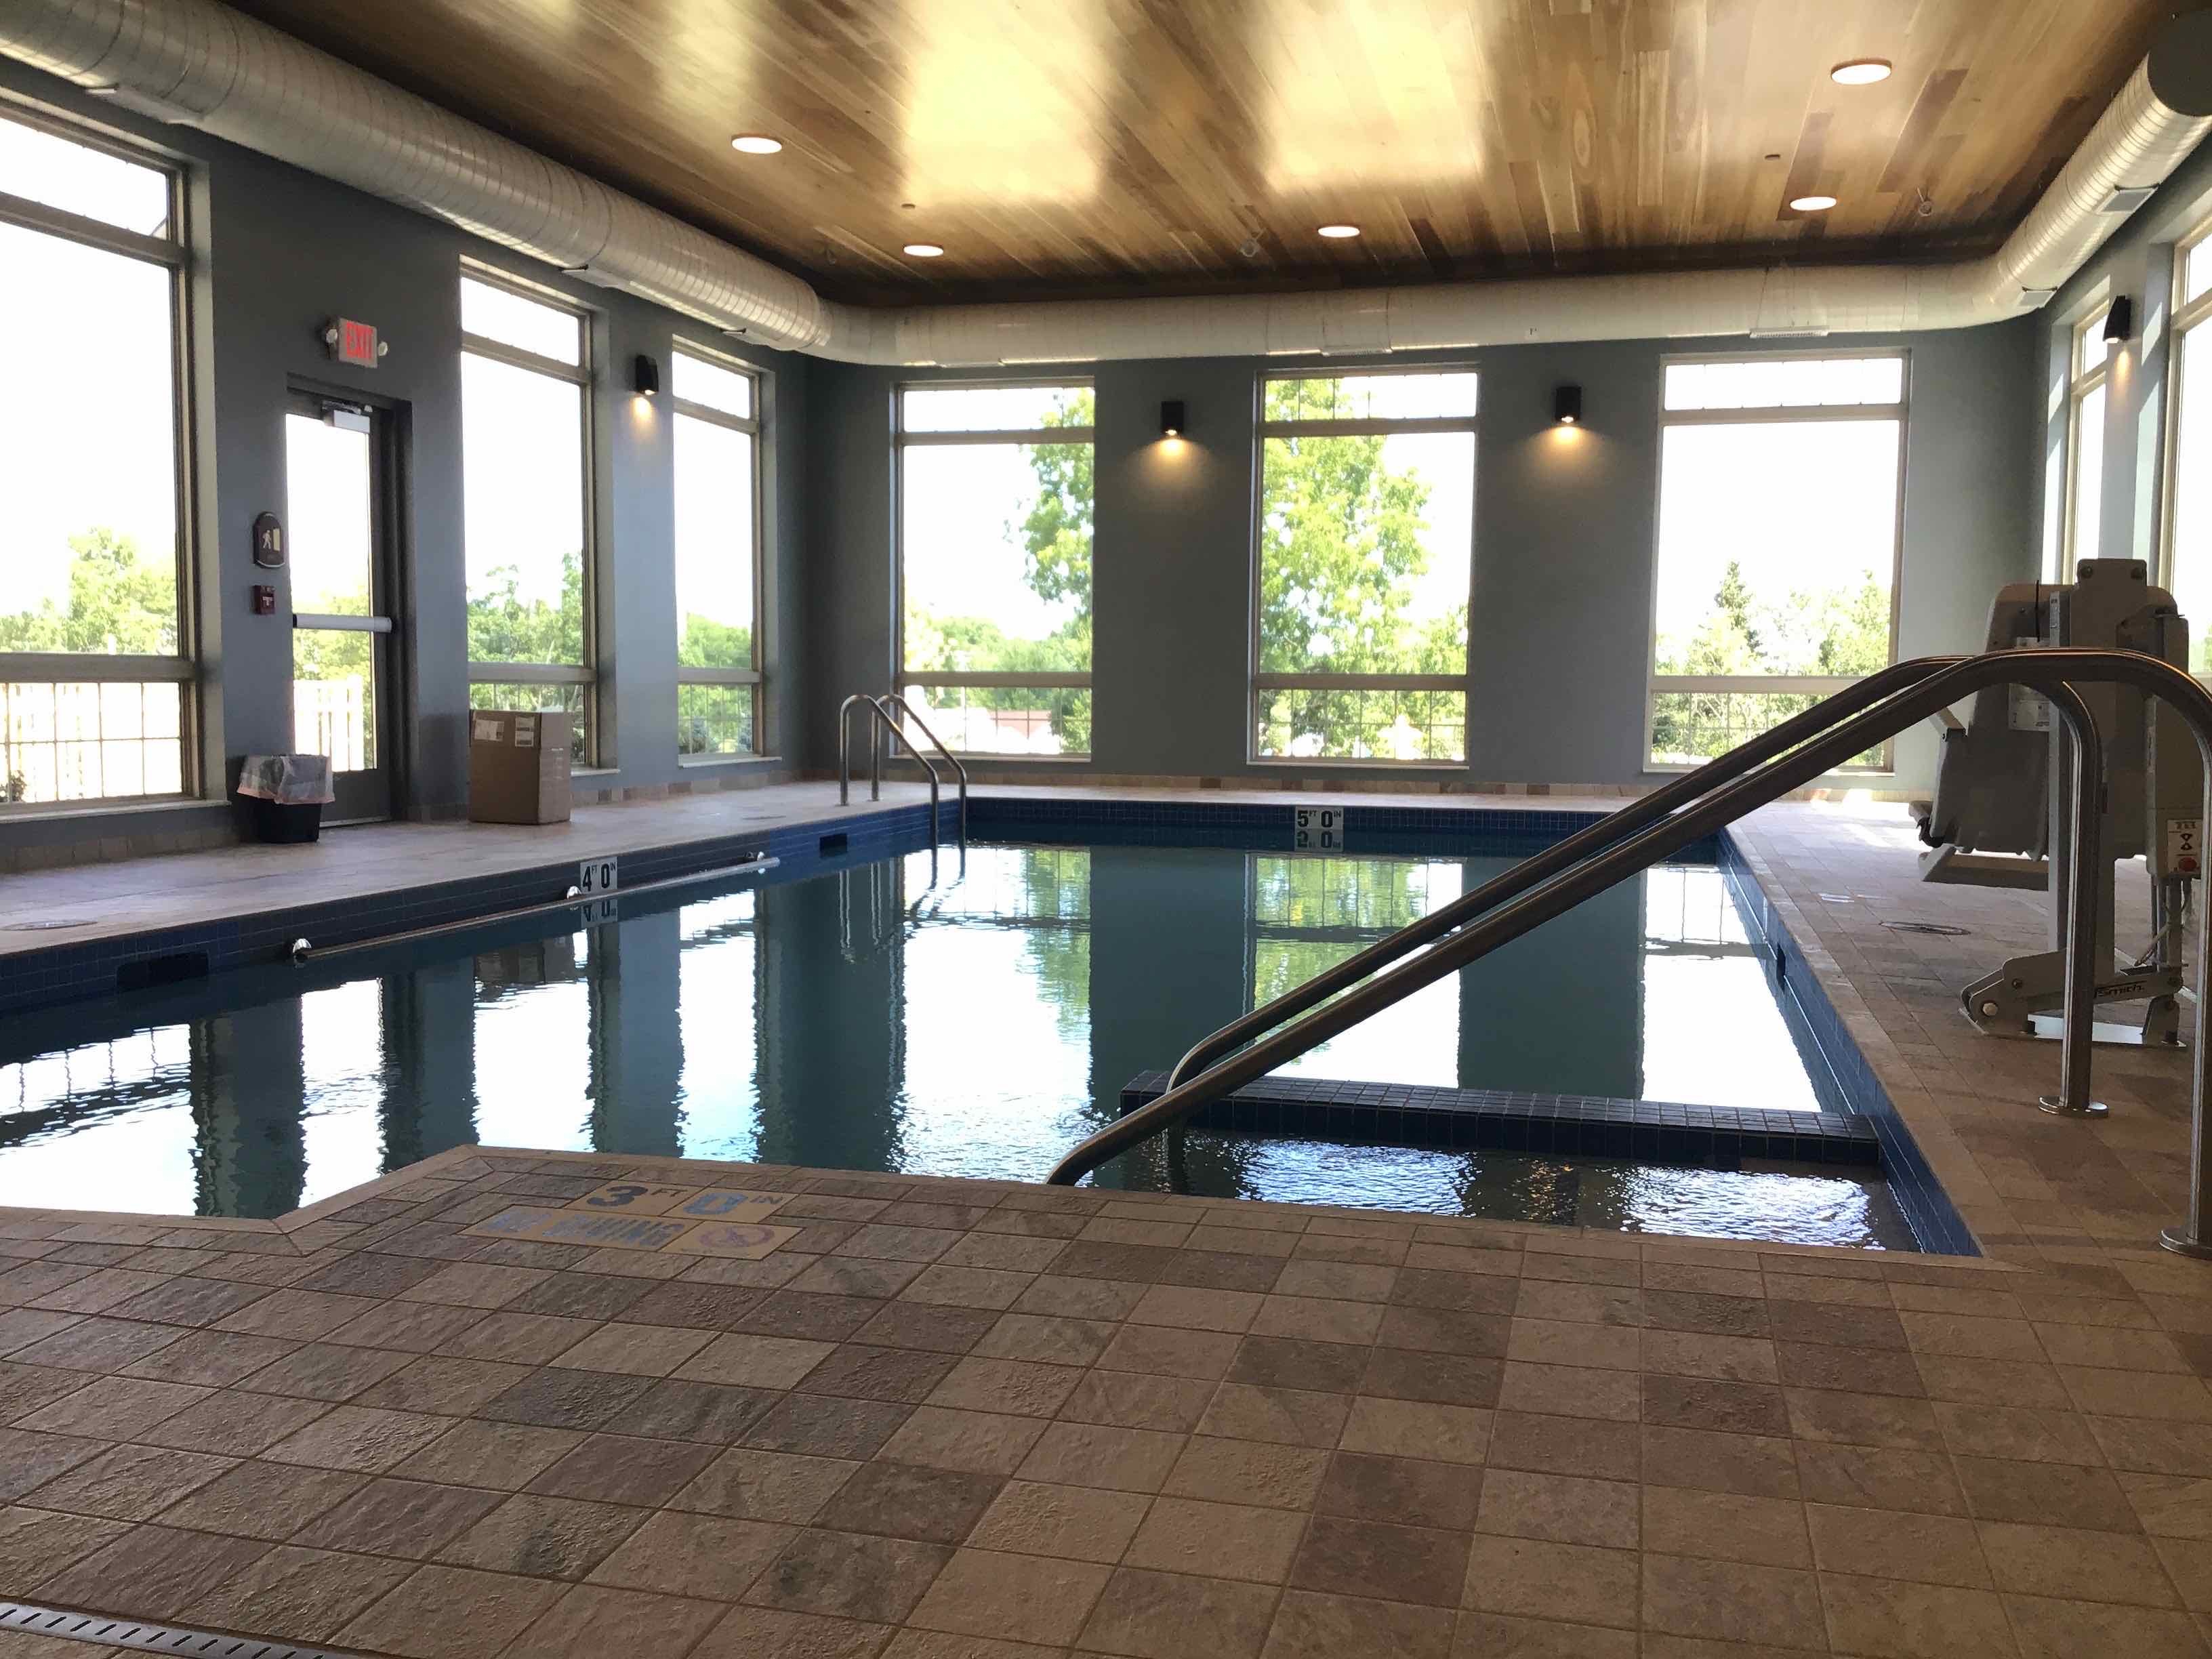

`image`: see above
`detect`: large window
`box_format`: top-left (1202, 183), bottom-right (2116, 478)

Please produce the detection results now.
top-left (0, 109), bottom-right (192, 806)
top-left (2167, 230), bottom-right (2212, 672)
top-left (1252, 371), bottom-right (1476, 763)
top-left (1648, 355), bottom-right (1906, 769)
top-left (672, 345), bottom-right (763, 758)
top-left (460, 268), bottom-right (594, 763)
top-left (897, 382), bottom-right (1092, 755)
top-left (2060, 306), bottom-right (2112, 580)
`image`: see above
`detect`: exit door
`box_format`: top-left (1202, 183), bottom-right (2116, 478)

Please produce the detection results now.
top-left (285, 392), bottom-right (397, 823)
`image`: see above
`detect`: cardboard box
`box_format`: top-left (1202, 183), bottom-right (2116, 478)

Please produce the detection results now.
top-left (469, 710), bottom-right (572, 824)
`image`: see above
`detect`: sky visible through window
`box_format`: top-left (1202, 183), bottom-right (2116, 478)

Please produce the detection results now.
top-left (1, 223), bottom-right (176, 625)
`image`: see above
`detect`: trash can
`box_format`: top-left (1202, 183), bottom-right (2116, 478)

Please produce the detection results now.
top-left (236, 754), bottom-right (335, 844)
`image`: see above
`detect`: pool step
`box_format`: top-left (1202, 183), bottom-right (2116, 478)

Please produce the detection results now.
top-left (1118, 1071), bottom-right (1881, 1171)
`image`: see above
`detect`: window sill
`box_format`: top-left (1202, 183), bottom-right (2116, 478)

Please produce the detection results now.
top-left (679, 754), bottom-right (779, 769)
top-left (0, 794), bottom-right (213, 823)
top-left (1248, 758), bottom-right (1465, 771)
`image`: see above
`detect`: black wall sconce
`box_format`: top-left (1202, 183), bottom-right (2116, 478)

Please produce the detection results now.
top-left (633, 353), bottom-right (661, 397)
top-left (1160, 399), bottom-right (1186, 438)
top-left (1554, 384), bottom-right (1583, 426)
top-left (2104, 295), bottom-right (2135, 345)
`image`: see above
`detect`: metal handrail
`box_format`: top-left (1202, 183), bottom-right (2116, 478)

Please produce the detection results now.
top-left (1051, 651), bottom-right (2212, 1270)
top-left (1159, 655), bottom-right (1972, 1100)
top-left (883, 692), bottom-right (970, 846)
top-left (839, 692), bottom-right (968, 848)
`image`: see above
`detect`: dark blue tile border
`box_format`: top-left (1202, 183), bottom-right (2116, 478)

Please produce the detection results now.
top-left (1120, 1071), bottom-right (1882, 1169)
top-left (1715, 830), bottom-right (1976, 1258)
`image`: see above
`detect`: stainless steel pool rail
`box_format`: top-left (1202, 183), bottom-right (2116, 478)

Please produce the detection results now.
top-left (1047, 649), bottom-right (2212, 1262)
top-left (838, 691), bottom-right (969, 846)
top-left (288, 854), bottom-right (780, 965)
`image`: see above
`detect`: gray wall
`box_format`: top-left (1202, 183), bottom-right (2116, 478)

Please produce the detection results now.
top-left (2038, 131), bottom-right (2212, 581)
top-left (807, 325), bottom-right (2041, 792)
top-left (0, 58), bottom-right (808, 854)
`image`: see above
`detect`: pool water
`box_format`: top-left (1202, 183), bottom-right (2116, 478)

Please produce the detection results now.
top-left (0, 836), bottom-right (1914, 1248)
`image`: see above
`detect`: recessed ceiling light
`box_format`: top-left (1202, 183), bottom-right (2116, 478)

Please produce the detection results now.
top-left (1790, 194), bottom-right (1839, 212)
top-left (730, 134), bottom-right (782, 155)
top-left (1317, 224), bottom-right (1361, 239)
top-left (1830, 60), bottom-right (1893, 85)
top-left (902, 243), bottom-right (945, 258)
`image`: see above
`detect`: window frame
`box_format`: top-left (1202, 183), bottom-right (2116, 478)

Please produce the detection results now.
top-left (893, 377), bottom-right (1095, 758)
top-left (1645, 348), bottom-right (1910, 776)
top-left (459, 259), bottom-right (600, 765)
top-left (1248, 365), bottom-right (1479, 769)
top-left (670, 337), bottom-right (766, 762)
top-left (2061, 304), bottom-right (2113, 579)
top-left (0, 100), bottom-right (199, 813)
top-left (2162, 220), bottom-right (2212, 647)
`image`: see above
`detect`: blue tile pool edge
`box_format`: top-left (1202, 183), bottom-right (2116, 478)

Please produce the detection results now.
top-left (1715, 827), bottom-right (1978, 1258)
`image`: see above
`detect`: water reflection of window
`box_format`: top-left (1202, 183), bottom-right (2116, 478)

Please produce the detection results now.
top-left (0, 1026), bottom-right (196, 1212)
top-left (1249, 855), bottom-right (1462, 1086)
top-left (474, 930), bottom-right (592, 1149)
top-left (676, 889), bottom-right (762, 1159)
top-left (1641, 865), bottom-right (1817, 1111)
top-left (297, 979), bottom-right (390, 1208)
top-left (897, 846), bottom-right (1094, 1176)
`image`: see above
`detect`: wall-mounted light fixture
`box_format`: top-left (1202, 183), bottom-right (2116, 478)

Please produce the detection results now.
top-left (1554, 384), bottom-right (1583, 426)
top-left (1161, 400), bottom-right (1186, 438)
top-left (2104, 295), bottom-right (2136, 345)
top-left (633, 353), bottom-right (661, 397)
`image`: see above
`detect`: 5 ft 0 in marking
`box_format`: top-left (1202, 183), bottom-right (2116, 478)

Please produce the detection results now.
top-left (1294, 808), bottom-right (1347, 852)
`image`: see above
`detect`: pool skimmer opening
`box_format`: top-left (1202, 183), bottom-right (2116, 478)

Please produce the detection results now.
top-left (0, 1599), bottom-right (365, 1658)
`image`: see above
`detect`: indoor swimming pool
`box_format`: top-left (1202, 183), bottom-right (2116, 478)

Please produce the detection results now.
top-left (0, 828), bottom-right (1916, 1248)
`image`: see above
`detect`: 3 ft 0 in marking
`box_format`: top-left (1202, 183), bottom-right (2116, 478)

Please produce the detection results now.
top-left (1294, 808), bottom-right (1346, 852)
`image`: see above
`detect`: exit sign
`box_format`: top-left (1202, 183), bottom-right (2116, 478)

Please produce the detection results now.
top-left (327, 317), bottom-right (381, 368)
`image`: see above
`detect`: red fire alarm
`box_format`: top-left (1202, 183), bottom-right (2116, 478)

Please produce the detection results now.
top-left (252, 586), bottom-right (278, 615)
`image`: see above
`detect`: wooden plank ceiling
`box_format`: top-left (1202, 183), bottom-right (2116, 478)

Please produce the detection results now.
top-left (224, 0), bottom-right (2174, 306)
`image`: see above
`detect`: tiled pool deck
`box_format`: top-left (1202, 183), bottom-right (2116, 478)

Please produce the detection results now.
top-left (5, 1145), bottom-right (2212, 1659)
top-left (3, 783), bottom-right (2212, 1654)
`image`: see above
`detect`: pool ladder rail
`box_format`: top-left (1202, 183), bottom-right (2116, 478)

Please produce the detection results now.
top-left (1044, 648), bottom-right (2212, 1264)
top-left (839, 691), bottom-right (969, 848)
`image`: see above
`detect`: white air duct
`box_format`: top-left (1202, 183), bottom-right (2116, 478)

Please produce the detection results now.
top-left (6, 0), bottom-right (2212, 365)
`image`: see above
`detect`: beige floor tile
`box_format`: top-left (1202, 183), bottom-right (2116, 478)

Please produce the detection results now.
top-left (1796, 1442), bottom-right (1968, 1515)
top-left (926, 1355), bottom-right (1083, 1419)
top-left (1338, 1396), bottom-right (1491, 1465)
top-left (1978, 1519), bottom-right (2179, 1606)
top-left (1645, 1487), bottom-right (1809, 1568)
top-left (1017, 1420), bottom-right (1185, 1492)
top-left (1807, 1502), bottom-right (1991, 1587)
top-left (1818, 1572), bottom-right (2020, 1659)
top-left (1195, 1381), bottom-right (1349, 1449)
top-left (674, 1332), bottom-right (832, 1390)
top-left (1074, 1565), bottom-right (1278, 1658)
top-left (1163, 1435), bottom-right (1329, 1510)
top-left (1462, 1534), bottom-right (1637, 1629)
top-left (2002, 1593), bottom-right (2210, 1659)
top-left (909, 1547), bottom-right (1113, 1645)
top-left (1263, 1589), bottom-right (1455, 1659)
top-left (1641, 1553), bottom-right (1827, 1650)
top-left (585, 1509), bottom-right (794, 1599)
top-left (966, 1479), bottom-right (1151, 1563)
top-left (1124, 1495), bottom-right (1305, 1582)
top-left (1476, 1469), bottom-right (1639, 1550)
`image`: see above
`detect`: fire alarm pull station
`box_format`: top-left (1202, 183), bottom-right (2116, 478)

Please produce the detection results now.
top-left (252, 586), bottom-right (278, 616)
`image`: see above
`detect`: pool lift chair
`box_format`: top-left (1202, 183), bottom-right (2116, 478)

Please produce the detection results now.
top-left (1916, 558), bottom-right (2202, 1052)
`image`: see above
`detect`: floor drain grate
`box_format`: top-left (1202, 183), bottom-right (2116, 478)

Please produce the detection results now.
top-left (2, 919), bottom-right (91, 931)
top-left (1879, 920), bottom-right (1971, 937)
top-left (0, 1600), bottom-right (365, 1658)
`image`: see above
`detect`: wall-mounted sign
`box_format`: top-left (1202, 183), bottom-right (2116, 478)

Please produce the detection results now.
top-left (323, 316), bottom-right (385, 367)
top-left (251, 511), bottom-right (284, 568)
